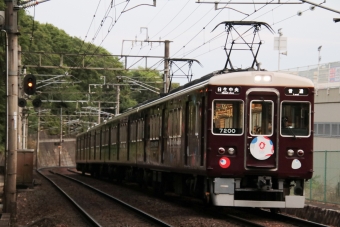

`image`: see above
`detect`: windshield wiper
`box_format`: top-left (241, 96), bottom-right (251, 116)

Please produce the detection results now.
top-left (283, 118), bottom-right (296, 139)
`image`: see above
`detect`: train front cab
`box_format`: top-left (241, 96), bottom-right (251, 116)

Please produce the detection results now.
top-left (206, 73), bottom-right (314, 208)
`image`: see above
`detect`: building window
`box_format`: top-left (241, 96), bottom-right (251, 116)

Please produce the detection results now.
top-left (314, 123), bottom-right (340, 137)
top-left (331, 124), bottom-right (339, 137)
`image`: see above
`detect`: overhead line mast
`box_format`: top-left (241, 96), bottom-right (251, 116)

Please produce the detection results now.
top-left (196, 0), bottom-right (340, 15)
top-left (3, 0), bottom-right (51, 221)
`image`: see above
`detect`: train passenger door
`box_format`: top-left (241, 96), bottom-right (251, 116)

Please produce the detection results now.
top-left (185, 99), bottom-right (200, 167)
top-left (245, 89), bottom-right (278, 169)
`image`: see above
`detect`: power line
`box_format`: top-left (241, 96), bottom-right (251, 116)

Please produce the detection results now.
top-left (72, 1), bottom-right (130, 72)
top-left (171, 0), bottom-right (234, 58)
top-left (162, 3), bottom-right (202, 39)
top-left (150, 0), bottom-right (191, 40)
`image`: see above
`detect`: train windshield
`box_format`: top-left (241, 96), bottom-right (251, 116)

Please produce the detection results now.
top-left (213, 100), bottom-right (244, 135)
top-left (281, 102), bottom-right (311, 137)
top-left (250, 100), bottom-right (274, 136)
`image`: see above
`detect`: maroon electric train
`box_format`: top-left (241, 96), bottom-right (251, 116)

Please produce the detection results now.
top-left (76, 69), bottom-right (314, 208)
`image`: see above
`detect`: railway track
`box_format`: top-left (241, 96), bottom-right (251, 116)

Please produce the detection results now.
top-left (39, 167), bottom-right (331, 227)
top-left (257, 209), bottom-right (330, 227)
top-left (37, 168), bottom-right (172, 227)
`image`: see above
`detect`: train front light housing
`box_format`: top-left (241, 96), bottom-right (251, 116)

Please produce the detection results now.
top-left (218, 147), bottom-right (225, 154)
top-left (254, 75), bottom-right (272, 82)
top-left (287, 149), bottom-right (294, 157)
top-left (297, 149), bottom-right (304, 156)
top-left (254, 75), bottom-right (262, 81)
top-left (263, 75), bottom-right (272, 81)
top-left (227, 147), bottom-right (235, 155)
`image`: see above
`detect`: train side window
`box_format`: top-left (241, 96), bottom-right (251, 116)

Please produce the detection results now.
top-left (158, 114), bottom-right (162, 138)
top-left (177, 108), bottom-right (182, 137)
top-left (96, 130), bottom-right (100, 146)
top-left (168, 110), bottom-right (173, 138)
top-left (281, 101), bottom-right (311, 137)
top-left (91, 133), bottom-right (95, 148)
top-left (120, 123), bottom-right (127, 143)
top-left (250, 100), bottom-right (273, 136)
top-left (111, 126), bottom-right (117, 145)
top-left (137, 119), bottom-right (143, 141)
top-left (168, 108), bottom-right (182, 138)
top-left (212, 100), bottom-right (244, 135)
top-left (151, 116), bottom-right (156, 140)
top-left (130, 121), bottom-right (136, 142)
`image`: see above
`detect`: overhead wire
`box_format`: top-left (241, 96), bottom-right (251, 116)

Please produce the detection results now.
top-left (146, 0), bottom-right (169, 27)
top-left (175, 0), bottom-right (325, 74)
top-left (28, 5), bottom-right (36, 52)
top-left (72, 1), bottom-right (131, 72)
top-left (162, 3), bottom-right (202, 39)
top-left (171, 0), bottom-right (233, 58)
top-left (150, 0), bottom-right (191, 40)
top-left (81, 0), bottom-right (102, 46)
top-left (149, 0), bottom-right (277, 73)
top-left (76, 0), bottom-right (127, 54)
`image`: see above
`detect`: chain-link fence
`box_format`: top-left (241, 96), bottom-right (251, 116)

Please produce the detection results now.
top-left (281, 61), bottom-right (340, 89)
top-left (305, 150), bottom-right (340, 205)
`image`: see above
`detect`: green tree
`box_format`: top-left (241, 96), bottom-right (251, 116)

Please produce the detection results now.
top-left (0, 5), bottom-right (174, 150)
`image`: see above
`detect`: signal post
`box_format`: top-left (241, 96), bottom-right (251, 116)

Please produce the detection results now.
top-left (4, 0), bottom-right (19, 220)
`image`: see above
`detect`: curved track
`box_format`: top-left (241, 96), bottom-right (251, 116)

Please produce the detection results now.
top-left (39, 167), bottom-right (330, 227)
top-left (37, 168), bottom-right (172, 227)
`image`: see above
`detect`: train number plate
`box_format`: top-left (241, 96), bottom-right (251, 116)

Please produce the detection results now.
top-left (214, 128), bottom-right (239, 134)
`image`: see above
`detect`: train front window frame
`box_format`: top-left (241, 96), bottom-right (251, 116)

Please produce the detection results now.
top-left (280, 101), bottom-right (311, 137)
top-left (249, 100), bottom-right (274, 136)
top-left (212, 99), bottom-right (244, 136)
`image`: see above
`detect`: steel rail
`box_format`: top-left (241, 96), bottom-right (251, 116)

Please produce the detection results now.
top-left (54, 170), bottom-right (172, 227)
top-left (36, 169), bottom-right (102, 227)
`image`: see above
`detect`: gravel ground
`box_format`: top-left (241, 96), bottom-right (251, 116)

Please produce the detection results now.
top-left (15, 168), bottom-right (340, 227)
top-left (16, 169), bottom-right (238, 227)
top-left (16, 171), bottom-right (91, 227)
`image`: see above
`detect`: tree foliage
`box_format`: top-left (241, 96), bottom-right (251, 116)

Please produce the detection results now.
top-left (0, 4), bottom-right (167, 147)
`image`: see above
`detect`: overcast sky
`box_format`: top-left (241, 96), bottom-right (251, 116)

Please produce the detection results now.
top-left (26, 0), bottom-right (340, 84)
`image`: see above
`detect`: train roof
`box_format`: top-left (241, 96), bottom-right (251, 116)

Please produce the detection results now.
top-left (79, 70), bottom-right (314, 134)
top-left (208, 71), bottom-right (315, 87)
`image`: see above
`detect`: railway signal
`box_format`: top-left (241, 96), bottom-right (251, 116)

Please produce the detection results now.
top-left (32, 98), bottom-right (42, 108)
top-left (18, 98), bottom-right (27, 107)
top-left (23, 74), bottom-right (36, 95)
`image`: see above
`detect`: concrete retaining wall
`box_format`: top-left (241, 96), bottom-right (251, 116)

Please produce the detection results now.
top-left (284, 205), bottom-right (340, 226)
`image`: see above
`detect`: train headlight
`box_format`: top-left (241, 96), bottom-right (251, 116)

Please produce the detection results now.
top-left (287, 149), bottom-right (294, 157)
top-left (297, 149), bottom-right (304, 156)
top-left (254, 75), bottom-right (272, 82)
top-left (227, 147), bottom-right (235, 155)
top-left (263, 75), bottom-right (272, 81)
top-left (218, 147), bottom-right (225, 154)
top-left (254, 75), bottom-right (262, 81)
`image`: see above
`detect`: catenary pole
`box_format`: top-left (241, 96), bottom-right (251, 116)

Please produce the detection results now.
top-left (116, 85), bottom-right (120, 115)
top-left (4, 0), bottom-right (19, 221)
top-left (164, 40), bottom-right (170, 93)
top-left (17, 46), bottom-right (22, 150)
top-left (59, 107), bottom-right (62, 166)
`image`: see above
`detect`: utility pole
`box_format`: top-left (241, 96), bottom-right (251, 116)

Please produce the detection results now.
top-left (317, 46), bottom-right (322, 87)
top-left (164, 40), bottom-right (170, 93)
top-left (59, 107), bottom-right (62, 167)
top-left (278, 29), bottom-right (282, 71)
top-left (4, 0), bottom-right (19, 219)
top-left (36, 108), bottom-right (40, 169)
top-left (18, 45), bottom-right (22, 150)
top-left (98, 101), bottom-right (101, 124)
top-left (116, 85), bottom-right (120, 115)
top-left (121, 38), bottom-right (171, 93)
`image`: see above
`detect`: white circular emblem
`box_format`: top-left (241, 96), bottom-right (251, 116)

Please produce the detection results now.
top-left (249, 136), bottom-right (274, 160)
top-left (292, 159), bottom-right (302, 169)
